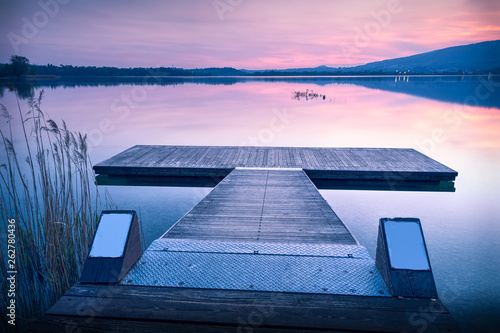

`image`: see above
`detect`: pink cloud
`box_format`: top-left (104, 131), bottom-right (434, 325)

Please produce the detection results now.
top-left (1, 0), bottom-right (498, 68)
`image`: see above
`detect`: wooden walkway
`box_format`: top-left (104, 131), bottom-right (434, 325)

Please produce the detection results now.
top-left (164, 168), bottom-right (356, 244)
top-left (28, 146), bottom-right (459, 332)
top-left (117, 169), bottom-right (387, 297)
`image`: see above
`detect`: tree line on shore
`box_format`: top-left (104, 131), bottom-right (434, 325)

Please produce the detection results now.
top-left (2, 55), bottom-right (498, 79)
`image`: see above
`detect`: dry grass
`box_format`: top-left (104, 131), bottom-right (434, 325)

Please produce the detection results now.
top-left (0, 90), bottom-right (101, 331)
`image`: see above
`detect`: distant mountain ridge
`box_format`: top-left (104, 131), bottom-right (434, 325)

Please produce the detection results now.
top-left (349, 40), bottom-right (500, 74)
top-left (252, 40), bottom-right (500, 74)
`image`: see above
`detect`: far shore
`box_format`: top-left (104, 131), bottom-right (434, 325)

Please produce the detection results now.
top-left (0, 73), bottom-right (497, 81)
top-left (0, 75), bottom-right (60, 80)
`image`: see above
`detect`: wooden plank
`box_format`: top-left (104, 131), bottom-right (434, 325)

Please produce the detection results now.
top-left (163, 168), bottom-right (357, 245)
top-left (27, 315), bottom-right (351, 333)
top-left (29, 284), bottom-right (458, 333)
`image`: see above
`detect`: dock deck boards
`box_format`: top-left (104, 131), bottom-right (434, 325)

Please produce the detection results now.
top-left (93, 145), bottom-right (458, 182)
top-left (28, 284), bottom-right (459, 333)
top-left (164, 168), bottom-right (356, 244)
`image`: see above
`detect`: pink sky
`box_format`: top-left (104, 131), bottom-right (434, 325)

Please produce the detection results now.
top-left (1, 0), bottom-right (499, 69)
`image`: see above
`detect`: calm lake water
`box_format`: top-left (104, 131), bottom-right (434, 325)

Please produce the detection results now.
top-left (1, 76), bottom-right (499, 332)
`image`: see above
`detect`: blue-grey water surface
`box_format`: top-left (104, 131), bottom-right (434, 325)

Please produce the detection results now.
top-left (1, 76), bottom-right (499, 332)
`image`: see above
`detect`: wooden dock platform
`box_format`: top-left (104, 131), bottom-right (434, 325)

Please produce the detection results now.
top-left (93, 145), bottom-right (457, 190)
top-left (28, 146), bottom-right (459, 332)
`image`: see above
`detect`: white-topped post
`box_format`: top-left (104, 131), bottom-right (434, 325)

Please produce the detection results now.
top-left (376, 218), bottom-right (438, 298)
top-left (80, 210), bottom-right (142, 284)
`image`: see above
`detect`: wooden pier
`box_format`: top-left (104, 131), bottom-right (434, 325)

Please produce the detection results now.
top-left (28, 146), bottom-right (459, 332)
top-left (94, 145), bottom-right (457, 190)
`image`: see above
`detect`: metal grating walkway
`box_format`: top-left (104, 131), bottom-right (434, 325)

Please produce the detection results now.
top-left (121, 239), bottom-right (390, 297)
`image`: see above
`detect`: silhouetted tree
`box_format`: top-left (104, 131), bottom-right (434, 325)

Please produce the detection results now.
top-left (0, 63), bottom-right (9, 77)
top-left (10, 55), bottom-right (32, 77)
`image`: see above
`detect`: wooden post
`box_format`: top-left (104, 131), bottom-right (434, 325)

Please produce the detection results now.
top-left (376, 217), bottom-right (438, 298)
top-left (80, 210), bottom-right (142, 284)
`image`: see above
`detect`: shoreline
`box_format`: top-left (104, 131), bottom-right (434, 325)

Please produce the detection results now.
top-left (0, 73), bottom-right (497, 81)
top-left (0, 75), bottom-right (60, 80)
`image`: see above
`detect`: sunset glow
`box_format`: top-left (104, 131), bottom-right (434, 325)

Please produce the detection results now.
top-left (1, 0), bottom-right (499, 69)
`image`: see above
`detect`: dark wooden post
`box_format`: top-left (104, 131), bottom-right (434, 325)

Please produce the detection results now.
top-left (80, 210), bottom-right (142, 284)
top-left (376, 217), bottom-right (438, 298)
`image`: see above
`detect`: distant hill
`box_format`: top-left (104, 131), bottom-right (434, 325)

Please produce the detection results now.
top-left (244, 40), bottom-right (500, 75)
top-left (189, 67), bottom-right (247, 76)
top-left (349, 40), bottom-right (500, 74)
top-left (258, 65), bottom-right (339, 73)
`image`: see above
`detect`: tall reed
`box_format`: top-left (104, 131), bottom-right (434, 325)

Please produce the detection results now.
top-left (0, 90), bottom-right (101, 331)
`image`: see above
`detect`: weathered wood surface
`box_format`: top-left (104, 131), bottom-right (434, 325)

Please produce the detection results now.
top-left (27, 283), bottom-right (459, 333)
top-left (93, 145), bottom-right (458, 183)
top-left (163, 168), bottom-right (357, 244)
